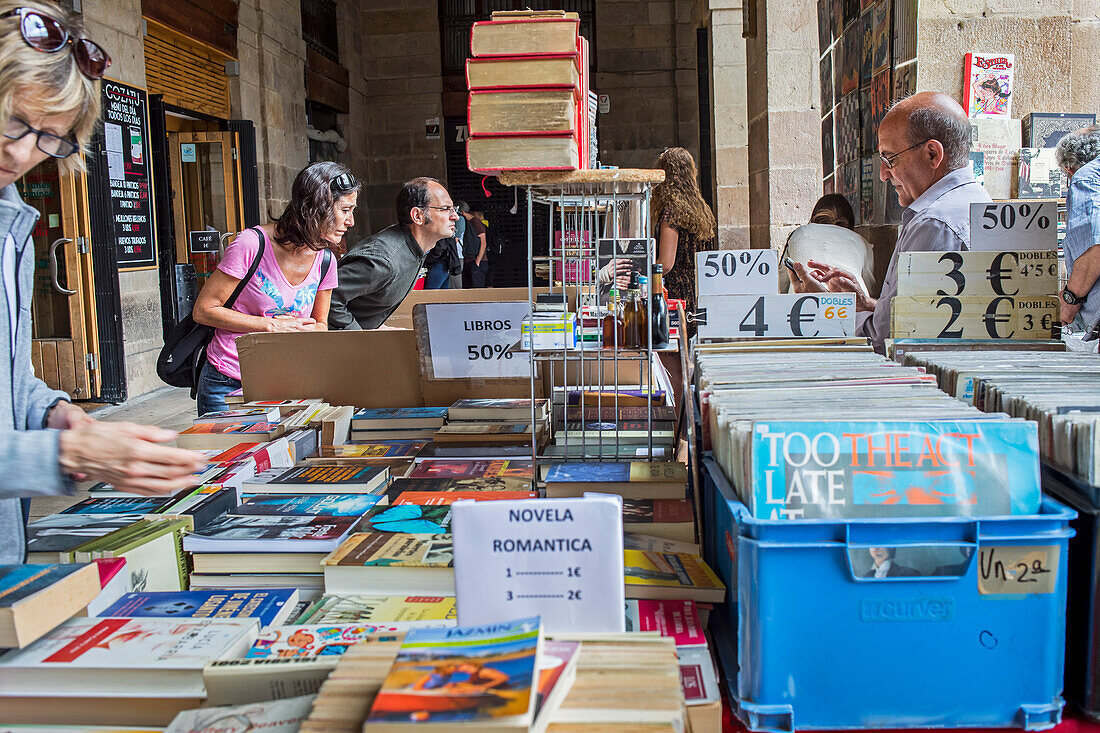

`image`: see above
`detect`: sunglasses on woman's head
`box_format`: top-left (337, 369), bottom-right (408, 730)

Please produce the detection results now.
top-left (330, 172), bottom-right (357, 194)
top-left (1, 7), bottom-right (111, 80)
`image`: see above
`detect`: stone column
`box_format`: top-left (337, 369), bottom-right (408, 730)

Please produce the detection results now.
top-left (709, 0), bottom-right (750, 250)
top-left (746, 0), bottom-right (822, 251)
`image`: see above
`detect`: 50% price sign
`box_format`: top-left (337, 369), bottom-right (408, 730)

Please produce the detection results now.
top-left (696, 293), bottom-right (856, 340)
top-left (696, 249), bottom-right (779, 298)
top-left (969, 201), bottom-right (1057, 252)
top-left (422, 301), bottom-right (530, 380)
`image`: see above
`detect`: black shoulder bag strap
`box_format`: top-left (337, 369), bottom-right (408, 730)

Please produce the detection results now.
top-left (224, 226), bottom-right (267, 309)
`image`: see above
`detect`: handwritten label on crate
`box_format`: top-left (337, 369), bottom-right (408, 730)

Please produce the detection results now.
top-left (890, 296), bottom-right (1059, 340)
top-left (697, 293), bottom-right (856, 340)
top-left (969, 201), bottom-right (1057, 251)
top-left (695, 249), bottom-right (779, 297)
top-left (897, 251), bottom-right (1058, 298)
top-left (451, 494), bottom-right (625, 633)
top-left (424, 301), bottom-right (529, 379)
top-left (978, 545), bottom-right (1058, 595)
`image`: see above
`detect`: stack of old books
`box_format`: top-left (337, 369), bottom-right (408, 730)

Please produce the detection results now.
top-left (466, 9), bottom-right (593, 173)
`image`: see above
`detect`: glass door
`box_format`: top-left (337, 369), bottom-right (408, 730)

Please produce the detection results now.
top-left (17, 159), bottom-right (99, 399)
top-left (168, 131), bottom-right (245, 290)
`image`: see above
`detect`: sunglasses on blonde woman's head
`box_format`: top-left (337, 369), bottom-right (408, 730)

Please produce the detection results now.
top-left (1, 7), bottom-right (111, 80)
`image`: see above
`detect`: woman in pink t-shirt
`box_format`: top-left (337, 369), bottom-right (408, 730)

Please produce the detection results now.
top-left (192, 162), bottom-right (358, 415)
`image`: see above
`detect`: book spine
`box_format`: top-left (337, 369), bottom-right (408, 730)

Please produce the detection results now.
top-left (963, 52), bottom-right (974, 116)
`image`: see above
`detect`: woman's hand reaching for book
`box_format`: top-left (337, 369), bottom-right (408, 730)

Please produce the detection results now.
top-left (58, 421), bottom-right (206, 495)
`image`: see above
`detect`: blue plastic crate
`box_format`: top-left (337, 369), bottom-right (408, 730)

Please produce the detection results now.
top-left (703, 456), bottom-right (1074, 732)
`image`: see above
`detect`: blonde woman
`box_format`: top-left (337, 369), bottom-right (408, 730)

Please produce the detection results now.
top-left (0, 1), bottom-right (202, 563)
top-left (651, 147), bottom-right (717, 337)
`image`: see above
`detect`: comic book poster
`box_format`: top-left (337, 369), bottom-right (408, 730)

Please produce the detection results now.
top-left (820, 53), bottom-right (834, 113)
top-left (868, 70), bottom-right (892, 147)
top-left (872, 0), bottom-right (891, 74)
top-left (893, 60), bottom-right (916, 100)
top-left (817, 0), bottom-right (833, 53)
top-left (861, 90), bottom-right (874, 157)
top-left (822, 114), bottom-right (836, 178)
top-left (840, 24), bottom-right (861, 96)
top-left (832, 0), bottom-right (845, 44)
top-left (840, 161), bottom-right (861, 221)
top-left (964, 53), bottom-right (1014, 118)
top-left (837, 92), bottom-right (861, 164)
top-left (860, 8), bottom-right (874, 87)
top-left (860, 157), bottom-right (874, 226)
top-left (747, 421), bottom-right (1042, 520)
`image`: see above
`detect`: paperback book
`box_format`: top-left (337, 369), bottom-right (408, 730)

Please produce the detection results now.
top-left (244, 464), bottom-right (389, 494)
top-left (298, 594), bottom-right (457, 626)
top-left (353, 407), bottom-right (450, 429)
top-left (963, 52), bottom-right (1014, 118)
top-left (98, 589), bottom-right (299, 627)
top-left (246, 623), bottom-right (412, 658)
top-left (320, 441), bottom-right (427, 459)
top-left (366, 617), bottom-right (542, 730)
top-left (183, 514), bottom-right (360, 553)
top-left (409, 459), bottom-right (534, 482)
top-left (0, 563), bottom-right (101, 648)
top-left (544, 461), bottom-right (688, 500)
top-left (322, 533), bottom-right (455, 596)
top-left (623, 550), bottom-right (725, 603)
top-left (60, 496), bottom-right (175, 515)
top-left (234, 493), bottom-right (384, 517)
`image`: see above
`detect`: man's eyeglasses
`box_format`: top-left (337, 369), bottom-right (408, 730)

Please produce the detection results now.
top-left (330, 172), bottom-right (358, 194)
top-left (1, 7), bottom-right (111, 81)
top-left (420, 205), bottom-right (460, 215)
top-left (879, 139), bottom-right (931, 170)
top-left (3, 116), bottom-right (78, 158)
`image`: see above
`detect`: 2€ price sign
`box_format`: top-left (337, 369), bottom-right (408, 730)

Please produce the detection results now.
top-left (696, 293), bottom-right (856, 340)
top-left (423, 301), bottom-right (530, 380)
top-left (695, 249), bottom-right (779, 298)
top-left (890, 295), bottom-right (1059, 340)
top-left (969, 201), bottom-right (1057, 251)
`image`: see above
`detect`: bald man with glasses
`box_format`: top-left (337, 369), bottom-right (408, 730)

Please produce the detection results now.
top-left (791, 92), bottom-right (991, 352)
top-left (330, 176), bottom-right (461, 330)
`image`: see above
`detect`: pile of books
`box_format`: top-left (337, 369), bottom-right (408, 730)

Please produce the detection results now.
top-left (466, 9), bottom-right (595, 173)
top-left (900, 349), bottom-right (1100, 484)
top-left (697, 341), bottom-right (1042, 519)
top-left (0, 386), bottom-right (721, 727)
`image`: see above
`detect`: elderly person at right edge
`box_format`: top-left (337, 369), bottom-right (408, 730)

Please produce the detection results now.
top-left (790, 92), bottom-right (991, 353)
top-left (1055, 125), bottom-right (1100, 336)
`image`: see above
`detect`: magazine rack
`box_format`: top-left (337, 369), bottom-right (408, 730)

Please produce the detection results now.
top-left (500, 169), bottom-right (669, 468)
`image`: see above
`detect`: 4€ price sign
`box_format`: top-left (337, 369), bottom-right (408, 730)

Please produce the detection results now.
top-left (697, 293), bottom-right (856, 340)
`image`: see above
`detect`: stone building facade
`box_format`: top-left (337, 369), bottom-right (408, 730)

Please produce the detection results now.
top-left (60, 0), bottom-right (1100, 400)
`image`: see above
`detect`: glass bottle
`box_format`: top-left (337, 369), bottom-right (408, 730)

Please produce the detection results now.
top-left (650, 264), bottom-right (670, 350)
top-left (621, 274), bottom-right (641, 349)
top-left (638, 275), bottom-right (651, 349)
top-left (602, 288), bottom-right (624, 348)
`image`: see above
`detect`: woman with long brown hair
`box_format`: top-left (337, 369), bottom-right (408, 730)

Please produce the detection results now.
top-left (192, 161), bottom-right (358, 415)
top-left (652, 147), bottom-right (717, 335)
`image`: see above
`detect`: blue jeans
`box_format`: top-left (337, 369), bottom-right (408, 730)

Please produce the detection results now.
top-left (425, 260), bottom-right (452, 289)
top-left (196, 360), bottom-right (242, 417)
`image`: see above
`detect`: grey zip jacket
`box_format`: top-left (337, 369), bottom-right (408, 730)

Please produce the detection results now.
top-left (0, 184), bottom-right (74, 564)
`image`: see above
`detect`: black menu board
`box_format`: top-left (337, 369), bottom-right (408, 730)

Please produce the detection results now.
top-left (97, 79), bottom-right (156, 269)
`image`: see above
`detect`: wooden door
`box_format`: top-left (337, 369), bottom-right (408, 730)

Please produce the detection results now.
top-left (18, 160), bottom-right (100, 399)
top-left (168, 131), bottom-right (245, 287)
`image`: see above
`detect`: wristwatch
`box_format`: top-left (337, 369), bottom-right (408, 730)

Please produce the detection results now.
top-left (1062, 286), bottom-right (1087, 306)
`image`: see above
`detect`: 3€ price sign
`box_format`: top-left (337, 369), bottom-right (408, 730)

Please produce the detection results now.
top-left (695, 249), bottom-right (779, 298)
top-left (696, 293), bottom-right (856, 340)
top-left (897, 250), bottom-right (1058, 298)
top-left (423, 301), bottom-right (530, 380)
top-left (451, 494), bottom-right (626, 633)
top-left (969, 201), bottom-right (1057, 251)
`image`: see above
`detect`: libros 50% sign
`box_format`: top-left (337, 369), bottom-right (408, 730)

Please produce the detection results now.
top-left (696, 293), bottom-right (856, 339)
top-left (424, 302), bottom-right (530, 379)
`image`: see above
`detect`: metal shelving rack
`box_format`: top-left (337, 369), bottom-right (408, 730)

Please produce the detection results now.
top-left (499, 169), bottom-right (666, 471)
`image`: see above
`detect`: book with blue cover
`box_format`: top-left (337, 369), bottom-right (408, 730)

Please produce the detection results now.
top-left (366, 616), bottom-right (542, 728)
top-left (353, 407), bottom-right (449, 430)
top-left (60, 496), bottom-right (175, 515)
top-left (0, 563), bottom-right (103, 647)
top-left (543, 461), bottom-right (688, 499)
top-left (235, 493), bottom-right (384, 517)
top-left (360, 504), bottom-right (453, 534)
top-left (98, 588), bottom-right (299, 627)
top-left (748, 420), bottom-right (1042, 519)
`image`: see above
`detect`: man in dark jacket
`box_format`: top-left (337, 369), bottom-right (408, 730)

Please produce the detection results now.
top-left (330, 178), bottom-right (460, 329)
